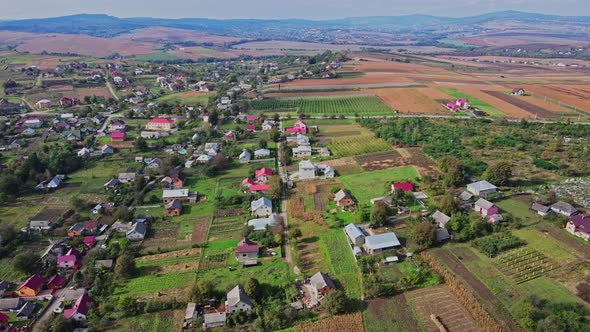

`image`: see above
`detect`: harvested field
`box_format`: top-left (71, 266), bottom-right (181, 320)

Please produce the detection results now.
top-left (235, 40), bottom-right (370, 51)
top-left (363, 295), bottom-right (422, 332)
top-left (356, 148), bottom-right (439, 177)
top-left (374, 88), bottom-right (447, 114)
top-left (484, 90), bottom-right (558, 118)
top-left (141, 221), bottom-right (181, 251)
top-left (521, 84), bottom-right (590, 112)
top-left (406, 284), bottom-right (478, 332)
top-left (122, 27), bottom-right (241, 46)
top-left (72, 87), bottom-right (113, 99)
top-left (136, 248), bottom-right (201, 263)
top-left (317, 157), bottom-right (362, 175)
top-left (264, 90), bottom-right (370, 98)
top-left (295, 313), bottom-right (364, 332)
top-left (191, 217), bottom-right (210, 244)
top-left (431, 249), bottom-right (519, 331)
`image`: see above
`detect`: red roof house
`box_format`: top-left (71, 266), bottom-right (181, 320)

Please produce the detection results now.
top-left (255, 168), bottom-right (273, 183)
top-left (246, 115), bottom-right (259, 122)
top-left (392, 182), bottom-right (414, 192)
top-left (17, 274), bottom-right (45, 297)
top-left (83, 220), bottom-right (97, 233)
top-left (146, 118), bottom-right (174, 131)
top-left (249, 184), bottom-right (270, 193)
top-left (47, 275), bottom-right (66, 289)
top-left (58, 254), bottom-right (78, 269)
top-left (236, 238), bottom-right (259, 261)
top-left (242, 178), bottom-right (254, 188)
top-left (83, 236), bottom-right (97, 248)
top-left (111, 131), bottom-right (126, 141)
top-left (566, 215), bottom-right (590, 241)
top-left (64, 293), bottom-right (92, 321)
top-left (285, 119), bottom-right (307, 134)
top-left (246, 125), bottom-right (256, 131)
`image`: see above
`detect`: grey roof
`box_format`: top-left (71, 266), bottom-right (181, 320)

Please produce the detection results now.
top-left (531, 203), bottom-right (550, 213)
top-left (293, 145), bottom-right (312, 153)
top-left (550, 201), bottom-right (577, 214)
top-left (435, 228), bottom-right (450, 242)
top-left (17, 301), bottom-right (36, 317)
top-left (334, 189), bottom-right (352, 202)
top-left (0, 298), bottom-right (23, 311)
top-left (62, 288), bottom-right (86, 302)
top-left (185, 302), bottom-right (197, 321)
top-left (365, 232), bottom-right (401, 250)
top-left (248, 214), bottom-right (279, 231)
top-left (458, 191), bottom-right (473, 201)
top-left (344, 223), bottom-right (364, 241)
top-left (432, 210), bottom-right (451, 227)
top-left (165, 199), bottom-right (182, 210)
top-left (204, 312), bottom-right (226, 325)
top-left (475, 198), bottom-right (495, 210)
top-left (299, 159), bottom-right (316, 170)
top-left (251, 197), bottom-right (272, 211)
top-left (254, 148), bottom-right (270, 156)
top-left (226, 285), bottom-right (252, 308)
top-left (467, 180), bottom-right (497, 193)
top-left (127, 222), bottom-right (146, 237)
top-left (0, 280), bottom-right (12, 291)
top-left (310, 272), bottom-right (336, 291)
top-left (69, 224), bottom-right (85, 233)
top-left (370, 196), bottom-right (393, 206)
top-left (94, 260), bottom-right (113, 269)
top-left (239, 150), bottom-right (251, 160)
top-left (163, 189), bottom-right (189, 199)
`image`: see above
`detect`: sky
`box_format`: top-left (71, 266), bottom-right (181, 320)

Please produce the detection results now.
top-left (2, 0), bottom-right (590, 20)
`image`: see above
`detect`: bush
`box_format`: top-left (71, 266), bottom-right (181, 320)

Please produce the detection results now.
top-left (473, 232), bottom-right (525, 257)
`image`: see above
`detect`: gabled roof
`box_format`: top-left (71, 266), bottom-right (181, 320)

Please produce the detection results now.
top-left (393, 182), bottom-right (414, 192)
top-left (58, 254), bottom-right (78, 264)
top-left (344, 223), bottom-right (364, 240)
top-left (334, 189), bottom-right (352, 202)
top-left (248, 214), bottom-right (279, 231)
top-left (467, 180), bottom-right (497, 192)
top-left (251, 197), bottom-right (272, 211)
top-left (148, 118), bottom-right (174, 124)
top-left (310, 272), bottom-right (335, 291)
top-left (432, 210), bottom-right (451, 227)
top-left (127, 222), bottom-right (146, 236)
top-left (551, 201), bottom-right (577, 214)
top-left (163, 189), bottom-right (189, 198)
top-left (64, 293), bottom-right (92, 319)
top-left (249, 184), bottom-right (270, 192)
top-left (18, 274), bottom-right (45, 291)
top-left (569, 215), bottom-right (590, 235)
top-left (47, 275), bottom-right (66, 287)
top-left (255, 167), bottom-right (273, 178)
top-left (239, 150), bottom-right (251, 159)
top-left (458, 191), bottom-right (473, 201)
top-left (475, 198), bottom-right (495, 210)
top-left (242, 178), bottom-right (254, 186)
top-left (365, 232), bottom-right (401, 250)
top-left (226, 285), bottom-right (252, 308)
top-left (17, 301), bottom-right (35, 317)
top-left (236, 238), bottom-right (259, 253)
top-left (165, 199), bottom-right (182, 210)
top-left (531, 203), bottom-right (550, 213)
top-left (69, 224), bottom-right (84, 233)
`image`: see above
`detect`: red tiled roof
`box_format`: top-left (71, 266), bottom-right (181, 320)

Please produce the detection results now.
top-left (18, 274), bottom-right (45, 291)
top-left (58, 254), bottom-right (77, 265)
top-left (393, 182), bottom-right (414, 192)
top-left (249, 184), bottom-right (270, 192)
top-left (246, 125), bottom-right (256, 131)
top-left (64, 294), bottom-right (92, 319)
top-left (67, 247), bottom-right (82, 258)
top-left (255, 168), bottom-right (273, 178)
top-left (246, 115), bottom-right (259, 122)
top-left (149, 118), bottom-right (174, 124)
top-left (83, 236), bottom-right (97, 246)
top-left (570, 215), bottom-right (590, 235)
top-left (47, 275), bottom-right (66, 288)
top-left (237, 238), bottom-right (259, 253)
top-left (111, 132), bottom-right (126, 139)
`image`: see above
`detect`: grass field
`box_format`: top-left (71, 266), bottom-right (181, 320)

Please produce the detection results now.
top-left (339, 166), bottom-right (420, 203)
top-left (363, 295), bottom-right (422, 332)
top-left (121, 271), bottom-right (194, 295)
top-left (154, 91), bottom-right (213, 105)
top-left (439, 87), bottom-right (506, 117)
top-left (496, 198), bottom-right (539, 221)
top-left (512, 227), bottom-right (578, 263)
top-left (115, 310), bottom-right (182, 331)
top-left (0, 204), bottom-right (45, 229)
top-left (318, 230), bottom-right (363, 299)
top-left (133, 52), bottom-right (183, 62)
top-left (251, 95), bottom-right (395, 115)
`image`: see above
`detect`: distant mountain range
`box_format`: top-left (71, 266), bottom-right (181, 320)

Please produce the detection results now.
top-left (1, 11), bottom-right (590, 38)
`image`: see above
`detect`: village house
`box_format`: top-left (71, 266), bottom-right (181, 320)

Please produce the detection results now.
top-left (161, 173), bottom-right (185, 189)
top-left (0, 298), bottom-right (23, 312)
top-left (364, 233), bottom-right (401, 254)
top-left (298, 160), bottom-right (334, 180)
top-left (512, 88), bottom-right (526, 96)
top-left (196, 154), bottom-right (213, 164)
top-left (29, 219), bottom-right (52, 231)
top-left (146, 158), bottom-right (162, 169)
top-left (57, 248), bottom-right (81, 269)
top-left (251, 197), bottom-right (272, 217)
top-left (110, 131), bottom-right (126, 142)
top-left (100, 145), bottom-right (114, 155)
top-left (474, 198), bottom-right (499, 217)
top-left (109, 119), bottom-right (126, 132)
top-left (344, 223), bottom-right (365, 246)
top-left (254, 148), bottom-right (271, 159)
top-left (255, 168), bottom-right (273, 183)
top-left (104, 178), bottom-right (120, 190)
top-left (391, 182), bottom-right (414, 192)
top-left (64, 293), bottom-right (92, 321)
top-left (77, 148), bottom-right (92, 158)
top-left (146, 118), bottom-right (174, 131)
top-left (23, 118), bottom-right (43, 128)
top-left (162, 189), bottom-right (198, 204)
top-left (285, 119), bottom-right (307, 135)
top-left (566, 215), bottom-right (590, 241)
top-left (446, 98), bottom-right (470, 111)
top-left (59, 97), bottom-right (80, 107)
top-left (236, 238), bottom-right (259, 263)
top-left (204, 143), bottom-right (220, 156)
top-left (239, 150), bottom-right (251, 164)
top-left (370, 196), bottom-right (394, 207)
top-left (334, 189), bottom-right (355, 208)
top-left (531, 203), bottom-right (551, 216)
top-left (84, 219), bottom-right (98, 232)
top-left (310, 272), bottom-right (336, 296)
top-left (126, 222), bottom-right (147, 240)
top-left (293, 145), bottom-right (312, 158)
top-left (165, 199), bottom-right (183, 217)
top-left (262, 120), bottom-right (276, 131)
top-left (67, 224), bottom-right (84, 237)
top-left (467, 180), bottom-right (498, 197)
top-left (432, 210), bottom-right (451, 228)
top-left (140, 131), bottom-right (161, 139)
top-left (225, 285), bottom-right (253, 313)
top-left (203, 312), bottom-right (227, 329)
top-left (224, 131), bottom-right (236, 142)
top-left (84, 236), bottom-right (97, 248)
top-left (17, 274), bottom-right (45, 297)
top-left (550, 201), bottom-right (578, 217)
top-left (118, 173), bottom-right (136, 183)
top-left (35, 99), bottom-right (52, 108)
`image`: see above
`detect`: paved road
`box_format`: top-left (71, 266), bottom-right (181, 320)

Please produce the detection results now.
top-left (97, 113), bottom-right (123, 133)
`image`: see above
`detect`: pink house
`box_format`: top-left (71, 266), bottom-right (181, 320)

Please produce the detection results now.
top-left (392, 182), bottom-right (414, 192)
top-left (446, 98), bottom-right (470, 111)
top-left (83, 236), bottom-right (97, 248)
top-left (242, 178), bottom-right (254, 188)
top-left (474, 198), bottom-right (499, 217)
top-left (111, 131), bottom-right (126, 141)
top-left (446, 102), bottom-right (461, 111)
top-left (285, 119), bottom-right (307, 134)
top-left (57, 254), bottom-right (78, 269)
top-left (566, 215), bottom-right (590, 241)
top-left (255, 168), bottom-right (273, 183)
top-left (249, 184), bottom-right (270, 193)
top-left (246, 115), bottom-right (259, 122)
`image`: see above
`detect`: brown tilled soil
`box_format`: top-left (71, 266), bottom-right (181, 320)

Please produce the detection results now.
top-left (357, 148), bottom-right (439, 177)
top-left (191, 216), bottom-right (210, 244)
top-left (484, 90), bottom-right (558, 118)
top-left (406, 284), bottom-right (478, 332)
top-left (365, 295), bottom-right (422, 332)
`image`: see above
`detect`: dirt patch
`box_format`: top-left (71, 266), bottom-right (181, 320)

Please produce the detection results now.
top-left (31, 206), bottom-right (70, 222)
top-left (406, 284), bottom-right (478, 332)
top-left (484, 90), bottom-right (558, 118)
top-left (295, 312), bottom-right (364, 332)
top-left (365, 295), bottom-right (421, 332)
top-left (356, 148), bottom-right (439, 177)
top-left (191, 216), bottom-right (210, 244)
top-left (141, 221), bottom-right (180, 251)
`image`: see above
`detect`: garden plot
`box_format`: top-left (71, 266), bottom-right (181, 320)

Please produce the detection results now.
top-left (207, 217), bottom-right (244, 242)
top-left (296, 313), bottom-right (364, 332)
top-left (496, 248), bottom-right (557, 284)
top-left (363, 295), bottom-right (422, 332)
top-left (250, 95), bottom-right (395, 116)
top-left (199, 248), bottom-right (233, 270)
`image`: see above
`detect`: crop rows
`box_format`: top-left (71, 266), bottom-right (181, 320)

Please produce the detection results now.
top-left (250, 95), bottom-right (394, 115)
top-left (495, 248), bottom-right (556, 283)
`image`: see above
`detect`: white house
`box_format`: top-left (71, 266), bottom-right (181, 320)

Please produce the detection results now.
top-left (126, 222), bottom-right (146, 240)
top-left (254, 149), bottom-right (271, 159)
top-left (225, 286), bottom-right (253, 313)
top-left (251, 197), bottom-right (272, 217)
top-left (344, 223), bottom-right (365, 246)
top-left (239, 150), bottom-right (251, 164)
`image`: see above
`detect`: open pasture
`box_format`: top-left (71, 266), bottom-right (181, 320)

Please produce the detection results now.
top-left (484, 90), bottom-right (559, 118)
top-left (154, 90), bottom-right (213, 105)
top-left (340, 166), bottom-right (420, 203)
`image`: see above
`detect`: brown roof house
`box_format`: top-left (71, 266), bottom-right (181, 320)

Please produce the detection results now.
top-left (165, 199), bottom-right (182, 217)
top-left (310, 272), bottom-right (336, 296)
top-left (235, 238), bottom-right (259, 264)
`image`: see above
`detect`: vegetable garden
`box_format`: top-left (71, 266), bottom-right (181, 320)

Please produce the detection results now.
top-left (250, 95), bottom-right (395, 115)
top-left (328, 134), bottom-right (394, 157)
top-left (495, 248), bottom-right (557, 284)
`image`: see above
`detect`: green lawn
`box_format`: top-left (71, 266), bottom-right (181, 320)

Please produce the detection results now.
top-left (512, 227), bottom-right (578, 262)
top-left (133, 52), bottom-right (183, 62)
top-left (154, 91), bottom-right (213, 105)
top-left (251, 95), bottom-right (395, 116)
top-left (339, 166), bottom-right (421, 203)
top-left (318, 230), bottom-right (363, 299)
top-left (205, 239), bottom-right (240, 250)
top-left (439, 88), bottom-right (506, 117)
top-left (496, 198), bottom-right (539, 221)
top-left (121, 271), bottom-right (194, 295)
top-left (115, 310), bottom-right (180, 331)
